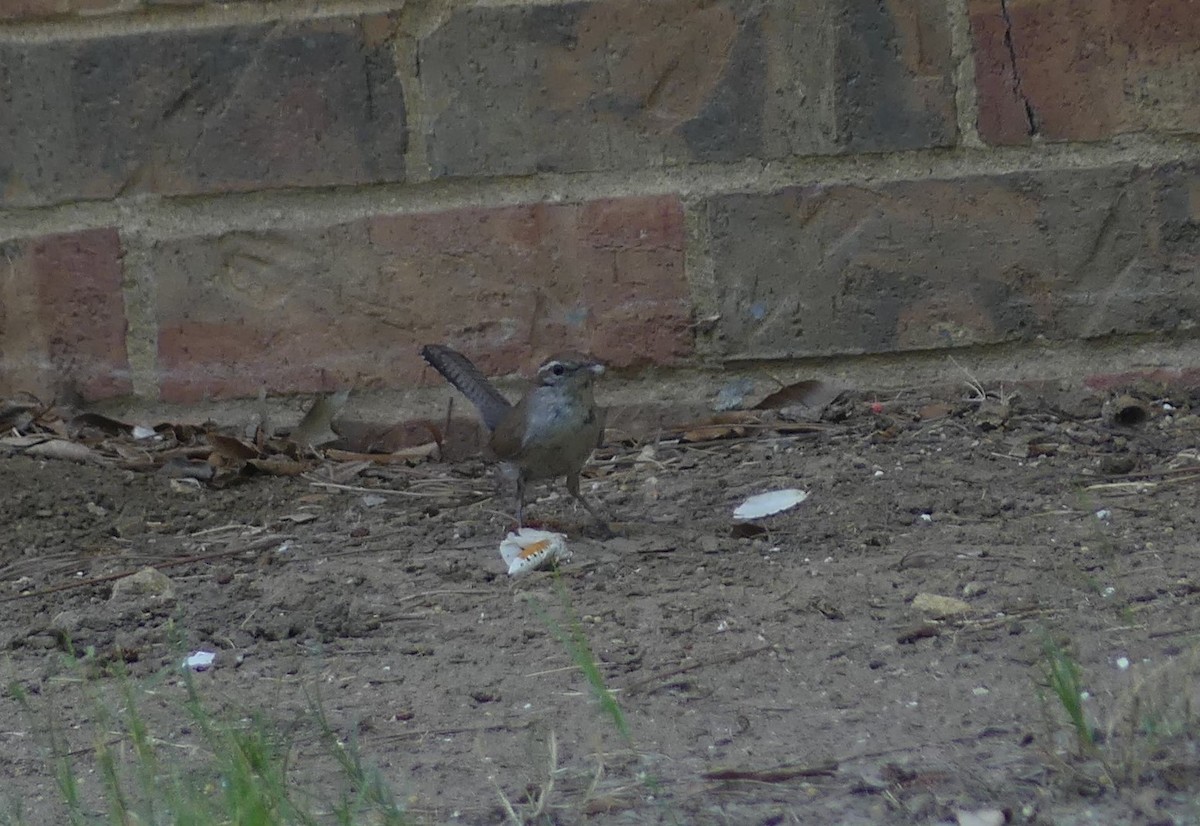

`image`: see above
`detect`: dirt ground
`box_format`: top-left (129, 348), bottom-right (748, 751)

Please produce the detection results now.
top-left (3, 378), bottom-right (1200, 825)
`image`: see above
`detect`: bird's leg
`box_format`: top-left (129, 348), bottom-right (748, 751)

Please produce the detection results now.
top-left (566, 472), bottom-right (611, 537)
top-left (514, 475), bottom-right (526, 529)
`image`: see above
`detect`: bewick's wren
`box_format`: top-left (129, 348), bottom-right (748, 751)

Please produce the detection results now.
top-left (420, 344), bottom-right (609, 532)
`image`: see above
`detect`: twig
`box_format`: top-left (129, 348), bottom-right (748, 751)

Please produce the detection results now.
top-left (1148, 627), bottom-right (1200, 639)
top-left (624, 644), bottom-right (775, 694)
top-left (394, 589), bottom-right (493, 605)
top-left (1098, 465), bottom-right (1200, 481)
top-left (1083, 481), bottom-right (1158, 492)
top-left (442, 395), bottom-right (454, 455)
top-left (375, 613), bottom-right (430, 623)
top-left (528, 729), bottom-right (558, 820)
top-left (186, 523), bottom-right (263, 538)
top-left (1085, 474), bottom-right (1200, 491)
top-left (948, 355), bottom-right (987, 402)
top-left (303, 478), bottom-right (475, 497)
top-left (370, 719), bottom-right (536, 744)
top-left (525, 665), bottom-right (580, 678)
top-left (702, 760), bottom-right (838, 783)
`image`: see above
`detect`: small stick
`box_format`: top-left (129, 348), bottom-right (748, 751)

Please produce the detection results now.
top-left (303, 478), bottom-right (480, 497)
top-left (369, 719), bottom-right (536, 743)
top-left (1097, 465), bottom-right (1200, 481)
top-left (702, 760), bottom-right (839, 783)
top-left (393, 589), bottom-right (493, 605)
top-left (624, 644), bottom-right (775, 694)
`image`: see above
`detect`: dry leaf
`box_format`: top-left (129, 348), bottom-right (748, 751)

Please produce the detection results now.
top-left (207, 432), bottom-right (259, 461)
top-left (159, 457), bottom-right (217, 482)
top-left (770, 421), bottom-right (832, 434)
top-left (325, 443), bottom-right (439, 464)
top-left (870, 425), bottom-right (900, 442)
top-left (169, 478), bottom-right (205, 494)
top-left (583, 796), bottom-right (638, 816)
top-left (0, 401), bottom-right (37, 432)
top-left (974, 399), bottom-right (1009, 430)
top-left (68, 412), bottom-right (133, 438)
top-left (158, 422), bottom-right (203, 443)
top-left (911, 592), bottom-right (971, 619)
top-left (1, 435), bottom-right (45, 448)
top-left (246, 456), bottom-right (313, 476)
top-left (22, 438), bottom-right (105, 463)
top-left (158, 446), bottom-right (214, 461)
top-left (316, 460), bottom-right (374, 484)
top-left (917, 402), bottom-right (955, 421)
top-left (897, 622), bottom-right (940, 644)
top-left (111, 441), bottom-right (154, 462)
top-left (674, 411), bottom-right (760, 442)
top-left (332, 418), bottom-right (442, 453)
top-left (291, 389), bottom-right (350, 448)
top-left (754, 380), bottom-right (843, 414)
top-left (41, 416), bottom-right (70, 437)
top-left (1027, 441), bottom-right (1059, 458)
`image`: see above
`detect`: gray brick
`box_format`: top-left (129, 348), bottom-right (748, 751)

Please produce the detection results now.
top-left (707, 165), bottom-right (1200, 359)
top-left (419, 0), bottom-right (956, 178)
top-left (0, 16), bottom-right (406, 206)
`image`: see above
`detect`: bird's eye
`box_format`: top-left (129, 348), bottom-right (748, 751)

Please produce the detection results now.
top-left (551, 363), bottom-right (566, 376)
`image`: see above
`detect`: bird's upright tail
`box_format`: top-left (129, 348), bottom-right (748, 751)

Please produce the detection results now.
top-left (420, 344), bottom-right (513, 431)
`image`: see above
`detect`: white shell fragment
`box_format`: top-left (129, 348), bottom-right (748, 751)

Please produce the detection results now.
top-left (184, 650), bottom-right (216, 671)
top-left (499, 529), bottom-right (570, 577)
top-left (732, 489), bottom-right (809, 521)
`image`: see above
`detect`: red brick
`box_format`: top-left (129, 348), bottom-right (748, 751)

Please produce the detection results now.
top-left (707, 164), bottom-right (1200, 359)
top-left (971, 0), bottom-right (1200, 144)
top-left (0, 229), bottom-right (130, 402)
top-left (420, 0), bottom-right (955, 176)
top-left (0, 15), bottom-right (405, 206)
top-left (152, 196), bottom-right (692, 403)
top-left (1085, 368), bottom-right (1200, 393)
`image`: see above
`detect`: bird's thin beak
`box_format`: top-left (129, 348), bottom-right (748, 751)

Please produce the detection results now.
top-left (588, 363), bottom-right (606, 376)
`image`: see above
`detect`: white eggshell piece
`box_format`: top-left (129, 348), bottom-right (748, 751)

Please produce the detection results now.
top-left (499, 529), bottom-right (570, 576)
top-left (732, 489), bottom-right (809, 521)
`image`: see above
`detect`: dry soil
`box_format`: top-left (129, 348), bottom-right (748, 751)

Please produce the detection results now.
top-left (3, 381), bottom-right (1200, 825)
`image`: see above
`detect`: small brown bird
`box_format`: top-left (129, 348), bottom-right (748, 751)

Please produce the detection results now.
top-left (420, 344), bottom-right (609, 532)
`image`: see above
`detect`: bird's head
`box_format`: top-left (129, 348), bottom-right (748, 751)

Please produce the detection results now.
top-left (535, 353), bottom-right (605, 389)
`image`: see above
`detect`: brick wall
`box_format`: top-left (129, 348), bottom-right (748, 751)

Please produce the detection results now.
top-left (1, 0), bottom-right (1197, 406)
